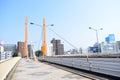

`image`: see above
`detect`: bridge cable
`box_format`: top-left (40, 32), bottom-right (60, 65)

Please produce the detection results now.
top-left (47, 27), bottom-right (78, 49)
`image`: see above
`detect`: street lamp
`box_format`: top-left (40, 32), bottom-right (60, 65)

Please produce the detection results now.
top-left (30, 22), bottom-right (54, 27)
top-left (89, 27), bottom-right (103, 53)
top-left (30, 19), bottom-right (54, 57)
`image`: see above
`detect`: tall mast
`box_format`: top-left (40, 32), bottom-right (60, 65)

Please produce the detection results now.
top-left (41, 18), bottom-right (47, 57)
top-left (24, 16), bottom-right (28, 58)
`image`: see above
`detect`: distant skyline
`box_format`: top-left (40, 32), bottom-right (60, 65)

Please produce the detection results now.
top-left (1, 0), bottom-right (120, 51)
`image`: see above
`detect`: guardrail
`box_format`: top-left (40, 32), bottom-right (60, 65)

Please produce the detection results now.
top-left (48, 53), bottom-right (120, 58)
top-left (0, 57), bottom-right (21, 80)
top-left (41, 57), bottom-right (120, 78)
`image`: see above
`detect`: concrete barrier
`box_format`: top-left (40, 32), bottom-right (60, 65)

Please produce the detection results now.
top-left (0, 57), bottom-right (21, 80)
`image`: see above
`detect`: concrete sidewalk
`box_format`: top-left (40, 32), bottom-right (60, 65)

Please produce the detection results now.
top-left (12, 58), bottom-right (90, 80)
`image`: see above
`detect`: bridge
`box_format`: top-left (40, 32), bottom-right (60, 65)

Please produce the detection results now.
top-left (0, 54), bottom-right (120, 80)
top-left (0, 17), bottom-right (120, 80)
top-left (0, 57), bottom-right (92, 80)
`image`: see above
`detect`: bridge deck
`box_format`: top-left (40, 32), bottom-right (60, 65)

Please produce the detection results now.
top-left (11, 58), bottom-right (90, 80)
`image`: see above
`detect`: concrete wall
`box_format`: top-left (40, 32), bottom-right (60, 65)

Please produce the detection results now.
top-left (0, 57), bottom-right (21, 80)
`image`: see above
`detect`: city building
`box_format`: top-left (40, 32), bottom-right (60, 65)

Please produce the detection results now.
top-left (105, 34), bottom-right (115, 43)
top-left (79, 48), bottom-right (83, 54)
top-left (0, 45), bottom-right (4, 53)
top-left (4, 51), bottom-right (12, 59)
top-left (3, 44), bottom-right (16, 52)
top-left (88, 43), bottom-right (101, 53)
top-left (51, 38), bottom-right (64, 55)
top-left (116, 41), bottom-right (120, 53)
top-left (89, 41), bottom-right (120, 54)
top-left (88, 47), bottom-right (98, 53)
top-left (0, 45), bottom-right (4, 60)
top-left (17, 41), bottom-right (25, 58)
top-left (101, 41), bottom-right (120, 53)
top-left (17, 42), bottom-right (34, 58)
top-left (88, 34), bottom-right (116, 53)
top-left (101, 42), bottom-right (117, 53)
top-left (100, 34), bottom-right (118, 53)
top-left (65, 48), bottom-right (83, 54)
top-left (47, 44), bottom-right (53, 56)
top-left (71, 49), bottom-right (79, 54)
top-left (0, 42), bottom-right (14, 60)
top-left (28, 44), bottom-right (34, 58)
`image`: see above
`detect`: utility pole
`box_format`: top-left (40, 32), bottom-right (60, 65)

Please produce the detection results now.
top-left (41, 18), bottom-right (47, 57)
top-left (24, 16), bottom-right (28, 58)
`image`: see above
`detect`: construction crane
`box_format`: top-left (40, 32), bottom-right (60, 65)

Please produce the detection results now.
top-left (24, 16), bottom-right (28, 58)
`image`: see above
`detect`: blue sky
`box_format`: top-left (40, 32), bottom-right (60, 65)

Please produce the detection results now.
top-left (1, 0), bottom-right (120, 51)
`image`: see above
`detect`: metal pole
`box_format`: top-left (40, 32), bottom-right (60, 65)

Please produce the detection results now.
top-left (24, 16), bottom-right (28, 58)
top-left (89, 27), bottom-right (103, 53)
top-left (96, 30), bottom-right (99, 53)
top-left (41, 18), bottom-right (47, 57)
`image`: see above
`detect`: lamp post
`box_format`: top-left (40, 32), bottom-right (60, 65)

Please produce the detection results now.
top-left (89, 27), bottom-right (103, 53)
top-left (30, 19), bottom-right (54, 57)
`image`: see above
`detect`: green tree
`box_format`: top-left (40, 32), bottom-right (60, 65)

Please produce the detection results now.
top-left (35, 50), bottom-right (43, 57)
top-left (12, 51), bottom-right (19, 57)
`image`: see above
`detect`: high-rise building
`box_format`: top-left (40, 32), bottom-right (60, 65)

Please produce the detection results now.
top-left (28, 44), bottom-right (33, 58)
top-left (17, 42), bottom-right (34, 58)
top-left (47, 44), bottom-right (53, 56)
top-left (105, 34), bottom-right (115, 43)
top-left (17, 42), bottom-right (25, 58)
top-left (51, 38), bottom-right (64, 55)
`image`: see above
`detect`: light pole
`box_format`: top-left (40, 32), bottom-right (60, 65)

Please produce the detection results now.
top-left (89, 27), bottom-right (103, 53)
top-left (30, 19), bottom-right (54, 57)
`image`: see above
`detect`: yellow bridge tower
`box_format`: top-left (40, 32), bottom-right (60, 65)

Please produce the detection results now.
top-left (24, 16), bottom-right (28, 58)
top-left (41, 18), bottom-right (47, 57)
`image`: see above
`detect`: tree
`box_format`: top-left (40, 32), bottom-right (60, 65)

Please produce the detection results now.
top-left (12, 51), bottom-right (19, 57)
top-left (35, 50), bottom-right (43, 57)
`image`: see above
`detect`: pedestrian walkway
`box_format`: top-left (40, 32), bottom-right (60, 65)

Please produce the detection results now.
top-left (12, 58), bottom-right (90, 80)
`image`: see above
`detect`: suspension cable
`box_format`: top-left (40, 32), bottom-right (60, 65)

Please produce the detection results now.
top-left (37, 27), bottom-right (43, 50)
top-left (47, 27), bottom-right (78, 49)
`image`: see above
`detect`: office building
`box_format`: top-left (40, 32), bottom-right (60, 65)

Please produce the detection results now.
top-left (4, 51), bottom-right (12, 59)
top-left (116, 41), bottom-right (120, 53)
top-left (105, 34), bottom-right (115, 43)
top-left (101, 42), bottom-right (117, 53)
top-left (17, 42), bottom-right (34, 58)
top-left (88, 42), bottom-right (101, 53)
top-left (47, 44), bottom-right (53, 56)
top-left (17, 42), bottom-right (25, 58)
top-left (28, 44), bottom-right (34, 58)
top-left (0, 43), bottom-right (13, 60)
top-left (3, 44), bottom-right (16, 52)
top-left (101, 34), bottom-right (117, 53)
top-left (51, 38), bottom-right (64, 55)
